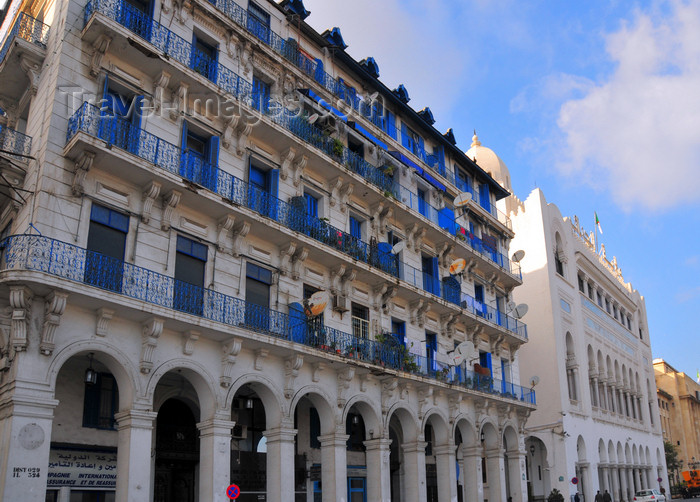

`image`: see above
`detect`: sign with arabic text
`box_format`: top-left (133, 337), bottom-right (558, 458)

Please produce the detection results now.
top-left (47, 448), bottom-right (117, 489)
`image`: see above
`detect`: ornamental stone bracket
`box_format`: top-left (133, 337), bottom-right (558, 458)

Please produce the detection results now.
top-left (182, 330), bottom-right (200, 356)
top-left (417, 386), bottom-right (433, 420)
top-left (330, 264), bottom-right (356, 299)
top-left (19, 56), bottom-right (42, 96)
top-left (448, 394), bottom-right (462, 424)
top-left (222, 113), bottom-right (254, 157)
top-left (466, 324), bottom-right (483, 346)
top-left (153, 71), bottom-right (171, 114)
top-left (311, 362), bottom-right (325, 383)
top-left (72, 151), bottom-right (96, 197)
top-left (409, 299), bottom-right (430, 327)
top-left (39, 291), bottom-right (69, 356)
top-left (284, 355), bottom-right (303, 399)
top-left (490, 335), bottom-right (505, 359)
top-left (141, 181), bottom-right (161, 224)
top-left (89, 35), bottom-right (112, 78)
top-left (161, 190), bottom-right (181, 231)
top-left (231, 221), bottom-right (250, 257)
top-left (216, 214), bottom-right (236, 252)
top-left (95, 307), bottom-right (114, 337)
top-left (278, 242), bottom-right (297, 277)
top-left (437, 242), bottom-right (454, 268)
top-left (440, 313), bottom-right (457, 339)
top-left (328, 177), bottom-right (353, 213)
top-left (406, 224), bottom-right (426, 253)
top-left (140, 318), bottom-right (164, 374)
top-left (290, 246), bottom-right (308, 281)
top-left (337, 367), bottom-right (355, 409)
top-left (254, 349), bottom-right (269, 371)
top-left (380, 377), bottom-right (398, 417)
top-left (9, 286), bottom-right (32, 352)
top-left (373, 283), bottom-right (397, 314)
top-left (220, 338), bottom-right (242, 387)
top-left (280, 148), bottom-right (308, 190)
top-left (370, 202), bottom-right (393, 238)
top-left (169, 82), bottom-right (189, 121)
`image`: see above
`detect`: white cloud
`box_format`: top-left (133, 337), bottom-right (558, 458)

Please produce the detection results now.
top-left (554, 0), bottom-right (700, 211)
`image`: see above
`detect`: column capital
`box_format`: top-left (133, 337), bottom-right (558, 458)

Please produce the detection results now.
top-left (433, 444), bottom-right (456, 456)
top-left (363, 437), bottom-right (392, 451)
top-left (264, 427), bottom-right (297, 443)
top-left (461, 444), bottom-right (483, 457)
top-left (114, 409), bottom-right (158, 430)
top-left (196, 418), bottom-right (236, 437)
top-left (485, 447), bottom-right (504, 458)
top-left (402, 440), bottom-right (428, 454)
top-left (318, 432), bottom-right (350, 448)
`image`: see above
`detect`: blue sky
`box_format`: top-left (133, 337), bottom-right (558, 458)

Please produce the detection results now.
top-left (303, 0), bottom-right (700, 378)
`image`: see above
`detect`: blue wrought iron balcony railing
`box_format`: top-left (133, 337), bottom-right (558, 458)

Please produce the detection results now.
top-left (84, 0), bottom-right (252, 97)
top-left (0, 12), bottom-right (50, 65)
top-left (0, 124), bottom-right (32, 159)
top-left (0, 233), bottom-right (534, 404)
top-left (66, 103), bottom-right (398, 277)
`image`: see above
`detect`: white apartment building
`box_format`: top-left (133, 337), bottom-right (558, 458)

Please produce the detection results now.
top-left (465, 137), bottom-right (668, 502)
top-left (0, 1), bottom-right (536, 501)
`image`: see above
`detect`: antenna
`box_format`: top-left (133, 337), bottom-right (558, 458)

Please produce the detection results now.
top-left (449, 258), bottom-right (466, 276)
top-left (530, 375), bottom-right (540, 388)
top-left (391, 241), bottom-right (405, 255)
top-left (453, 192), bottom-right (472, 209)
top-left (512, 304), bottom-right (529, 319)
top-left (303, 291), bottom-right (328, 318)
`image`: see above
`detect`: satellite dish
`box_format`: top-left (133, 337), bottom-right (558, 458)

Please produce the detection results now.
top-left (449, 258), bottom-right (467, 275)
top-left (507, 301), bottom-right (516, 311)
top-left (453, 192), bottom-right (472, 208)
top-left (455, 340), bottom-right (475, 357)
top-left (511, 250), bottom-right (525, 263)
top-left (308, 113), bottom-right (319, 124)
top-left (304, 291), bottom-right (328, 317)
top-left (451, 352), bottom-right (466, 365)
top-left (530, 375), bottom-right (540, 388)
top-left (391, 241), bottom-right (405, 255)
top-left (512, 304), bottom-right (529, 319)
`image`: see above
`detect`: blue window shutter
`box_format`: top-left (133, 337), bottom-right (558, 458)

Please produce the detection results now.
top-left (418, 136), bottom-right (425, 158)
top-left (288, 302), bottom-right (307, 344)
top-left (208, 136), bottom-right (219, 168)
top-left (180, 121), bottom-right (188, 153)
top-left (479, 183), bottom-right (491, 212)
top-left (485, 352), bottom-right (492, 374)
top-left (314, 58), bottom-right (324, 84)
top-left (269, 169), bottom-right (279, 197)
top-left (401, 122), bottom-right (409, 149)
top-left (438, 206), bottom-right (455, 235)
top-left (431, 257), bottom-right (439, 281)
top-left (386, 110), bottom-right (396, 138)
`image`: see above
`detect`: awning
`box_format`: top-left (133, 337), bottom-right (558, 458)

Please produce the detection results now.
top-left (348, 121), bottom-right (388, 150)
top-left (304, 89), bottom-right (348, 122)
top-left (387, 151), bottom-right (446, 191)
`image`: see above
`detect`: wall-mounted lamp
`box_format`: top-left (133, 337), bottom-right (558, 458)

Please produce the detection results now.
top-left (530, 444), bottom-right (536, 455)
top-left (480, 431), bottom-right (485, 442)
top-left (352, 414), bottom-right (360, 426)
top-left (85, 353), bottom-right (98, 386)
top-left (245, 398), bottom-right (254, 409)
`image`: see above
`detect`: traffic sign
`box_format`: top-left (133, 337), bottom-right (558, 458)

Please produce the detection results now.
top-left (226, 484), bottom-right (240, 499)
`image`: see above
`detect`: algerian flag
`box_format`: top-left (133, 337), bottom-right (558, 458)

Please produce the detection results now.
top-left (595, 212), bottom-right (603, 234)
top-left (697, 369), bottom-right (699, 383)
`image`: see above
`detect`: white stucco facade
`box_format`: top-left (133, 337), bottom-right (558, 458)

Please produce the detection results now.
top-left (0, 1), bottom-right (537, 501)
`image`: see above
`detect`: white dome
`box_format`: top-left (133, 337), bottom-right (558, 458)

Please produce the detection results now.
top-left (465, 133), bottom-right (511, 192)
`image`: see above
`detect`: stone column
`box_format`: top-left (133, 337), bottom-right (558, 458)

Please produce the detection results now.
top-left (611, 466), bottom-right (620, 502)
top-left (434, 444), bottom-right (457, 502)
top-left (645, 467), bottom-right (652, 490)
top-left (624, 392), bottom-right (631, 418)
top-left (462, 445), bottom-right (483, 502)
top-left (619, 466), bottom-right (629, 502)
top-left (627, 468), bottom-right (635, 500)
top-left (264, 426), bottom-right (297, 502)
top-left (197, 417), bottom-right (235, 502)
top-left (507, 448), bottom-right (527, 502)
top-left (402, 440), bottom-right (428, 502)
top-left (485, 447), bottom-right (506, 502)
top-left (601, 465), bottom-right (610, 493)
top-left (364, 438), bottom-right (392, 502)
top-left (591, 377), bottom-right (599, 407)
top-left (319, 432), bottom-right (349, 502)
top-left (632, 468), bottom-right (640, 492)
top-left (600, 382), bottom-right (608, 410)
top-left (0, 394), bottom-right (58, 502)
top-left (115, 408), bottom-right (158, 502)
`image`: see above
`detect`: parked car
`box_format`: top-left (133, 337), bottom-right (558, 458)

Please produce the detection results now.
top-left (634, 489), bottom-right (666, 502)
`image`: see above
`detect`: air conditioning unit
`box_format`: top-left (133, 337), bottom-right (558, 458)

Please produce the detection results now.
top-left (232, 424), bottom-right (248, 439)
top-left (318, 115), bottom-right (337, 134)
top-left (332, 295), bottom-right (348, 313)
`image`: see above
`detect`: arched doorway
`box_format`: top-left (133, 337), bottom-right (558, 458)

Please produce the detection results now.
top-left (526, 436), bottom-right (549, 502)
top-left (154, 398), bottom-right (199, 502)
top-left (230, 384), bottom-right (268, 501)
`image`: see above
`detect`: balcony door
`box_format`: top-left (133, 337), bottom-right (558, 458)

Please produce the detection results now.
top-left (180, 122), bottom-right (219, 192)
top-left (173, 236), bottom-right (207, 316)
top-left (121, 0), bottom-right (153, 41)
top-left (99, 75), bottom-right (143, 154)
top-left (245, 263), bottom-right (272, 332)
top-left (85, 204), bottom-right (129, 293)
top-left (247, 160), bottom-right (279, 219)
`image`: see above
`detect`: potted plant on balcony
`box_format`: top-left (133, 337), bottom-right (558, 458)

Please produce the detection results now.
top-left (381, 164), bottom-right (395, 176)
top-left (331, 138), bottom-right (344, 159)
top-left (436, 367), bottom-right (450, 382)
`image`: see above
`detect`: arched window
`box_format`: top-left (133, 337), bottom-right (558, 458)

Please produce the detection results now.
top-left (554, 232), bottom-right (564, 277)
